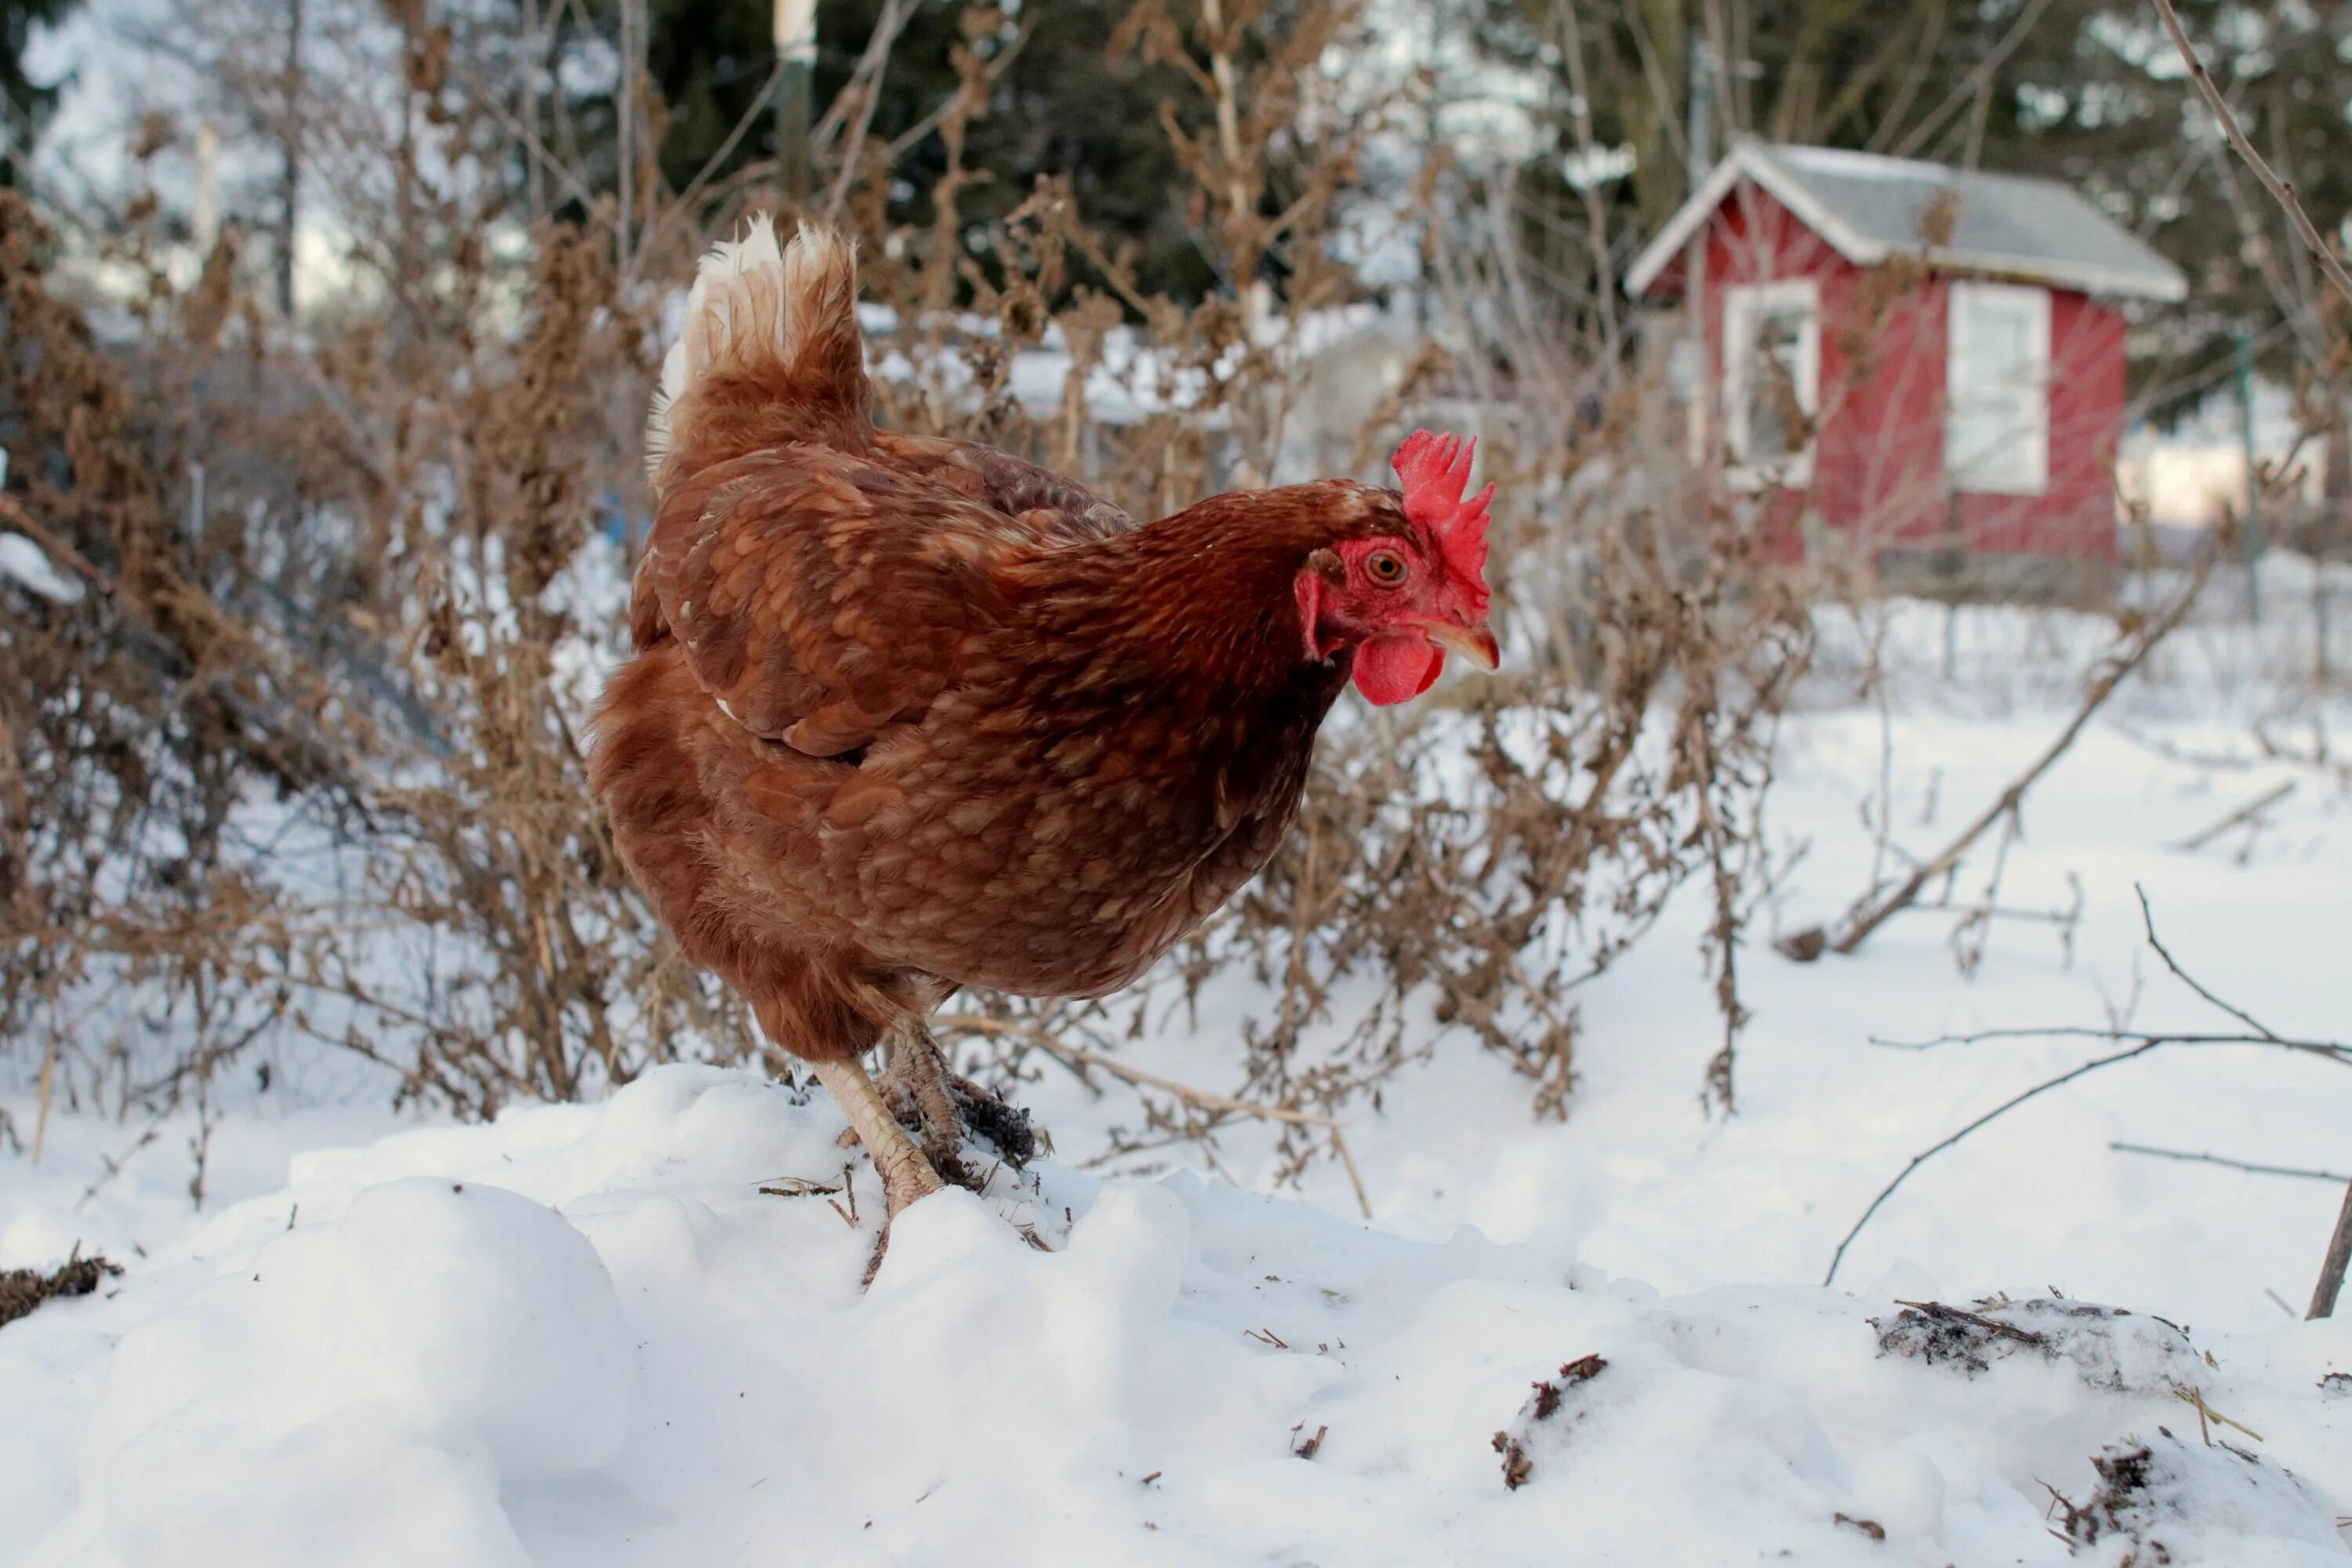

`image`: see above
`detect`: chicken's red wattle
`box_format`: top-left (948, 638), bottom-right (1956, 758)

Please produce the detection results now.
top-left (1353, 635), bottom-right (1443, 705)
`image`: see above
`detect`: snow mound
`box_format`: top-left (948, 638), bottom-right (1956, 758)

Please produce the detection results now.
top-left (6, 1065), bottom-right (2349, 1566)
top-left (2056, 1430), bottom-right (2350, 1566)
top-left (1871, 1295), bottom-right (2209, 1392)
top-left (26, 1178), bottom-right (628, 1567)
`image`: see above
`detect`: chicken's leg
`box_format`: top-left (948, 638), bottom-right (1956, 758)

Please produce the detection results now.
top-left (888, 1022), bottom-right (968, 1169)
top-left (868, 1019), bottom-right (1044, 1174)
top-left (808, 1054), bottom-right (944, 1218)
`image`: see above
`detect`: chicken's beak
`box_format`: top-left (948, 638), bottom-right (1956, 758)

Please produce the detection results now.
top-left (1426, 620), bottom-right (1501, 672)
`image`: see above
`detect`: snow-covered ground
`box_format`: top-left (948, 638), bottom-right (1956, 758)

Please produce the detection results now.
top-left (6, 595), bottom-right (2351, 1565)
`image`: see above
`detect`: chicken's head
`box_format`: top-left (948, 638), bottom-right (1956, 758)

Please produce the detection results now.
top-left (1291, 430), bottom-right (1500, 705)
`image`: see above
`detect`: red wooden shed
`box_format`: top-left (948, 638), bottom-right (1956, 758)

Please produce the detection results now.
top-left (1624, 140), bottom-right (2187, 577)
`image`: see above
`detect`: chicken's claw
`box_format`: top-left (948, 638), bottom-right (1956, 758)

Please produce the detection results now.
top-left (835, 1022), bottom-right (1042, 1192)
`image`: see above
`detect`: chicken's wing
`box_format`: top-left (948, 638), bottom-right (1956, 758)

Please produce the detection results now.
top-left (631, 446), bottom-right (1068, 757)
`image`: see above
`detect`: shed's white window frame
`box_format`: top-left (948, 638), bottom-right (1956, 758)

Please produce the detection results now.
top-left (1945, 280), bottom-right (2051, 496)
top-left (1722, 278), bottom-right (1822, 492)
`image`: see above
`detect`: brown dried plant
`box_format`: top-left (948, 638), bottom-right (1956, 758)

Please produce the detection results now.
top-left (3, 0), bottom-right (1807, 1196)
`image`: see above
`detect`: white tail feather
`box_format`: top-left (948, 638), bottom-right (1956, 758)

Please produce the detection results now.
top-left (646, 215), bottom-right (797, 477)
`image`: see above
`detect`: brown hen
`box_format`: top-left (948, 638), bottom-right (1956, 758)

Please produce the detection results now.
top-left (590, 219), bottom-right (1498, 1237)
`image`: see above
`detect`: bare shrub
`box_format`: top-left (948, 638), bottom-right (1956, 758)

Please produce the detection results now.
top-left (4, 0), bottom-right (1809, 1187)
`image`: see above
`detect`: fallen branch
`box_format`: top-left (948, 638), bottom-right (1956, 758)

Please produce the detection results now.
top-left (934, 1012), bottom-right (1374, 1219)
top-left (1893, 1297), bottom-right (2048, 1347)
top-left (2171, 780), bottom-right (2296, 853)
top-left (0, 1247), bottom-right (122, 1330)
top-left (2111, 724), bottom-right (2259, 772)
top-left (1782, 550), bottom-right (2216, 962)
top-left (2252, 721), bottom-right (2352, 788)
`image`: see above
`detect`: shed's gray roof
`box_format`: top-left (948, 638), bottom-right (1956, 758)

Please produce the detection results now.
top-left (1624, 141), bottom-right (2189, 303)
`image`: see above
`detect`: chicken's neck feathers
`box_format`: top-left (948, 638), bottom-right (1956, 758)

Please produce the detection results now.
top-left (1004, 484), bottom-right (1363, 718)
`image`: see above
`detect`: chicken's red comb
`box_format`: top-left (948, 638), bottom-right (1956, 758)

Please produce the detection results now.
top-left (1392, 429), bottom-right (1494, 604)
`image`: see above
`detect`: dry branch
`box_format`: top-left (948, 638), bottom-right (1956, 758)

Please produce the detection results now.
top-left (5, 0), bottom-right (1804, 1175)
top-left (2170, 781), bottom-right (2296, 853)
top-left (1824, 1035), bottom-right (2171, 1287)
top-left (1782, 550), bottom-right (2216, 962)
top-left (2310, 1181), bottom-right (2352, 1319)
top-left (935, 1012), bottom-right (1373, 1219)
top-left (2109, 1143), bottom-right (2348, 1184)
top-left (1824, 888), bottom-right (2350, 1287)
top-left (2150, 0), bottom-right (2352, 310)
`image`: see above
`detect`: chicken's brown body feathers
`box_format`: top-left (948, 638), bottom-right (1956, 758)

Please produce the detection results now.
top-left (593, 225), bottom-right (1382, 1065)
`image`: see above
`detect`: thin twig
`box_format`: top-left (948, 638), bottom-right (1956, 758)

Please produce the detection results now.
top-left (1827, 1038), bottom-right (2176, 1285)
top-left (2135, 884), bottom-right (2283, 1042)
top-left (935, 1013), bottom-right (1374, 1220)
top-left (1831, 896), bottom-right (2351, 1284)
top-left (2150, 0), bottom-right (2352, 308)
top-left (1550, 0), bottom-right (1621, 376)
top-left (1876, 1025), bottom-right (2348, 1062)
top-left (1889, 0), bottom-right (2059, 161)
top-left (452, 60), bottom-right (600, 214)
top-left (2170, 780), bottom-right (2296, 852)
top-left (2110, 1143), bottom-right (2349, 1184)
top-left (879, 19), bottom-right (1034, 167)
top-left (822, 0), bottom-right (919, 222)
top-left (72, 1120), bottom-right (165, 1214)
top-left (2174, 1385), bottom-right (2263, 1443)
top-left (637, 59), bottom-right (786, 271)
top-left (1893, 1298), bottom-right (2048, 1347)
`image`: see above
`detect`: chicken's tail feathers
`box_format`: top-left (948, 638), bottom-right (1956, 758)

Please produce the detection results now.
top-left (646, 216), bottom-right (872, 484)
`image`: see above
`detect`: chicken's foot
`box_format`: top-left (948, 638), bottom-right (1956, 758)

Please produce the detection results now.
top-left (822, 1026), bottom-right (1055, 1276)
top-left (846, 1021), bottom-right (1043, 1180)
top-left (889, 1020), bottom-right (979, 1171)
top-left (808, 1053), bottom-right (944, 1226)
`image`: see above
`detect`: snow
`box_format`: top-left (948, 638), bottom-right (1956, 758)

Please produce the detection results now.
top-left (5, 595), bottom-right (2352, 1563)
top-left (4, 1066), bottom-right (2346, 1566)
top-left (34, 1178), bottom-right (628, 1568)
top-left (0, 534), bottom-right (84, 604)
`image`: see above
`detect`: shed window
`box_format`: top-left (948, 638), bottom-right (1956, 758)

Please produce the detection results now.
top-left (1946, 281), bottom-right (2050, 495)
top-left (1722, 279), bottom-right (1820, 488)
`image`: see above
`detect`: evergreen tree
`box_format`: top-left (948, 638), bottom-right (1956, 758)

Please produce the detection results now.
top-left (554, 0), bottom-right (1219, 301)
top-left (0, 0), bottom-right (81, 187)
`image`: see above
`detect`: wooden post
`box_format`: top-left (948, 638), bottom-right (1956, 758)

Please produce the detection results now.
top-left (617, 0), bottom-right (636, 270)
top-left (2310, 1179), bottom-right (2352, 1319)
top-left (276, 0), bottom-right (303, 318)
top-left (2237, 328), bottom-right (2263, 622)
top-left (2317, 557), bottom-right (2332, 689)
top-left (193, 122), bottom-right (220, 254)
top-left (1682, 42), bottom-right (1712, 490)
top-left (775, 0), bottom-right (817, 209)
top-left (1940, 489), bottom-right (1965, 681)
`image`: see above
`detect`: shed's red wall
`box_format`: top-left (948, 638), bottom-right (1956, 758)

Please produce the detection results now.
top-left (1679, 182), bottom-right (2124, 564)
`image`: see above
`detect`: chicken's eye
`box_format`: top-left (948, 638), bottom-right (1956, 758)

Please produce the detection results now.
top-left (1365, 550), bottom-right (1408, 587)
